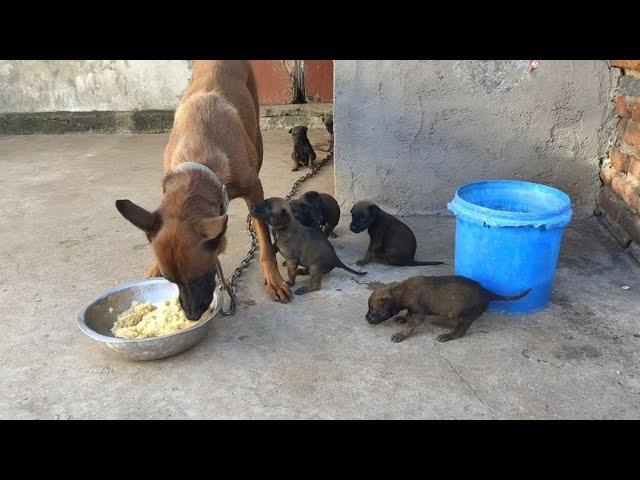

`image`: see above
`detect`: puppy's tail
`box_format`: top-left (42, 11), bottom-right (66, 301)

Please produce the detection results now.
top-left (488, 288), bottom-right (532, 302)
top-left (410, 260), bottom-right (446, 266)
top-left (337, 260), bottom-right (367, 276)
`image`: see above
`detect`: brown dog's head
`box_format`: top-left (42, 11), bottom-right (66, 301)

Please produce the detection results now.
top-left (350, 201), bottom-right (380, 233)
top-left (289, 192), bottom-right (323, 231)
top-left (115, 198), bottom-right (228, 320)
top-left (288, 125), bottom-right (309, 143)
top-left (366, 283), bottom-right (399, 324)
top-left (250, 197), bottom-right (293, 228)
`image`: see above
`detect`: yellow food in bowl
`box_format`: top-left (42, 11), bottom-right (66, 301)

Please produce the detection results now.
top-left (111, 299), bottom-right (208, 339)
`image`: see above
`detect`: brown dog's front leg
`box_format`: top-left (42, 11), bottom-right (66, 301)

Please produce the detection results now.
top-left (291, 153), bottom-right (300, 172)
top-left (286, 260), bottom-right (299, 286)
top-left (246, 184), bottom-right (293, 303)
top-left (391, 313), bottom-right (425, 343)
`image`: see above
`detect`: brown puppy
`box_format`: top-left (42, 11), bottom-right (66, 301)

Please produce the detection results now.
top-left (322, 113), bottom-right (333, 152)
top-left (366, 276), bottom-right (531, 343)
top-left (251, 197), bottom-right (366, 295)
top-left (350, 201), bottom-right (444, 267)
top-left (116, 61), bottom-right (292, 320)
top-left (289, 125), bottom-right (317, 172)
top-left (289, 191), bottom-right (340, 238)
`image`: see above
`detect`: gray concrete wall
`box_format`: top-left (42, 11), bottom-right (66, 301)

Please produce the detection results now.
top-left (0, 61), bottom-right (192, 112)
top-left (334, 60), bottom-right (616, 219)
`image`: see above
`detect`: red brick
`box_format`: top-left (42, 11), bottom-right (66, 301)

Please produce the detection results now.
top-left (628, 155), bottom-right (640, 182)
top-left (629, 100), bottom-right (640, 123)
top-left (612, 60), bottom-right (640, 73)
top-left (610, 150), bottom-right (629, 172)
top-left (612, 175), bottom-right (640, 213)
top-left (616, 95), bottom-right (630, 118)
top-left (599, 185), bottom-right (622, 220)
top-left (624, 121), bottom-right (640, 150)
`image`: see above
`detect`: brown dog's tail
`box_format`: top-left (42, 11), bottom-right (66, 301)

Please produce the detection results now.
top-left (488, 288), bottom-right (532, 302)
top-left (337, 260), bottom-right (367, 276)
top-left (410, 260), bottom-right (446, 266)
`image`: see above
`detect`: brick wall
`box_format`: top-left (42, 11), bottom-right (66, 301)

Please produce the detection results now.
top-left (597, 60), bottom-right (640, 263)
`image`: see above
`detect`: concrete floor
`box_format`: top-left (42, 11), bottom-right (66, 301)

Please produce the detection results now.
top-left (1, 130), bottom-right (640, 419)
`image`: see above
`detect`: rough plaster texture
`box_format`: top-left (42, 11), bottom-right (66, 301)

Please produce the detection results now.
top-left (334, 60), bottom-right (616, 219)
top-left (1, 132), bottom-right (639, 419)
top-left (0, 60), bottom-right (192, 113)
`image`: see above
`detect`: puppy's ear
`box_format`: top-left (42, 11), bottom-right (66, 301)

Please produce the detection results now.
top-left (368, 204), bottom-right (380, 218)
top-left (116, 200), bottom-right (161, 237)
top-left (302, 126), bottom-right (308, 133)
top-left (198, 215), bottom-right (228, 250)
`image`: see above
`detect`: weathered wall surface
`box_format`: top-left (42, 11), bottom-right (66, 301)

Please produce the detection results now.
top-left (0, 60), bottom-right (193, 112)
top-left (597, 60), bottom-right (640, 263)
top-left (334, 60), bottom-right (614, 219)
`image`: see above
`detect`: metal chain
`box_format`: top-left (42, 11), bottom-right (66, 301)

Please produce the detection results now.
top-left (217, 150), bottom-right (333, 315)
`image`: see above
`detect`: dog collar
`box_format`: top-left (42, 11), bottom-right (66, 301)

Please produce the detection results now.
top-left (173, 162), bottom-right (230, 215)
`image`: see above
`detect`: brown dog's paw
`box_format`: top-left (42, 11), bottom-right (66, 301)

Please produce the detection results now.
top-left (436, 333), bottom-right (455, 342)
top-left (394, 315), bottom-right (407, 324)
top-left (391, 333), bottom-right (407, 343)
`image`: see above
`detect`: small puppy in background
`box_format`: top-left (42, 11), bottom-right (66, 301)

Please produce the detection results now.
top-left (366, 275), bottom-right (531, 343)
top-left (250, 197), bottom-right (365, 295)
top-left (289, 191), bottom-right (340, 238)
top-left (350, 201), bottom-right (444, 267)
top-left (322, 113), bottom-right (333, 152)
top-left (289, 125), bottom-right (317, 172)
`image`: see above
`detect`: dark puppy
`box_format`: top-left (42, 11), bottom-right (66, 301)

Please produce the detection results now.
top-left (251, 197), bottom-right (365, 295)
top-left (322, 113), bottom-right (333, 152)
top-left (289, 125), bottom-right (317, 172)
top-left (289, 191), bottom-right (340, 238)
top-left (366, 276), bottom-right (531, 343)
top-left (350, 201), bottom-right (444, 267)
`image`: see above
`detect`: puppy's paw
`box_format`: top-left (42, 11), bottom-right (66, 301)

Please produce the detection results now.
top-left (294, 287), bottom-right (307, 295)
top-left (355, 259), bottom-right (369, 267)
top-left (391, 333), bottom-right (407, 343)
top-left (329, 232), bottom-right (338, 238)
top-left (286, 279), bottom-right (296, 287)
top-left (437, 333), bottom-right (455, 343)
top-left (394, 315), bottom-right (407, 324)
top-left (291, 166), bottom-right (299, 172)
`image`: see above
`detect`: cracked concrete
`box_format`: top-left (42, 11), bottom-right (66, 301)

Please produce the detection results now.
top-left (1, 131), bottom-right (640, 419)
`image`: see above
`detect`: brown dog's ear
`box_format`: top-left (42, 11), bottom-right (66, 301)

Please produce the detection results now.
top-left (198, 215), bottom-right (228, 250)
top-left (115, 200), bottom-right (161, 236)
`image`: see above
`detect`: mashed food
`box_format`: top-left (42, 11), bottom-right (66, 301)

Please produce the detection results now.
top-left (111, 299), bottom-right (206, 339)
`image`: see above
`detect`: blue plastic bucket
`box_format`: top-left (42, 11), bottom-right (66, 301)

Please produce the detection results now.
top-left (447, 180), bottom-right (572, 314)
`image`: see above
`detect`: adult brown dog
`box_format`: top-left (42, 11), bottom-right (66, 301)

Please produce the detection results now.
top-left (116, 61), bottom-right (292, 319)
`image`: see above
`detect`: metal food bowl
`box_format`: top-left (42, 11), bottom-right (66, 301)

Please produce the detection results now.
top-left (77, 278), bottom-right (223, 361)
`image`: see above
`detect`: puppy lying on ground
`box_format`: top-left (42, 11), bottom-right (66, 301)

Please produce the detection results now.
top-left (322, 113), bottom-right (333, 152)
top-left (350, 201), bottom-right (444, 267)
top-left (289, 191), bottom-right (340, 238)
top-left (366, 276), bottom-right (531, 343)
top-left (289, 125), bottom-right (317, 172)
top-left (251, 197), bottom-right (366, 295)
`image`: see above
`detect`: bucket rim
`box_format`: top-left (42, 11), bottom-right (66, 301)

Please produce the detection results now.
top-left (447, 179), bottom-right (573, 228)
